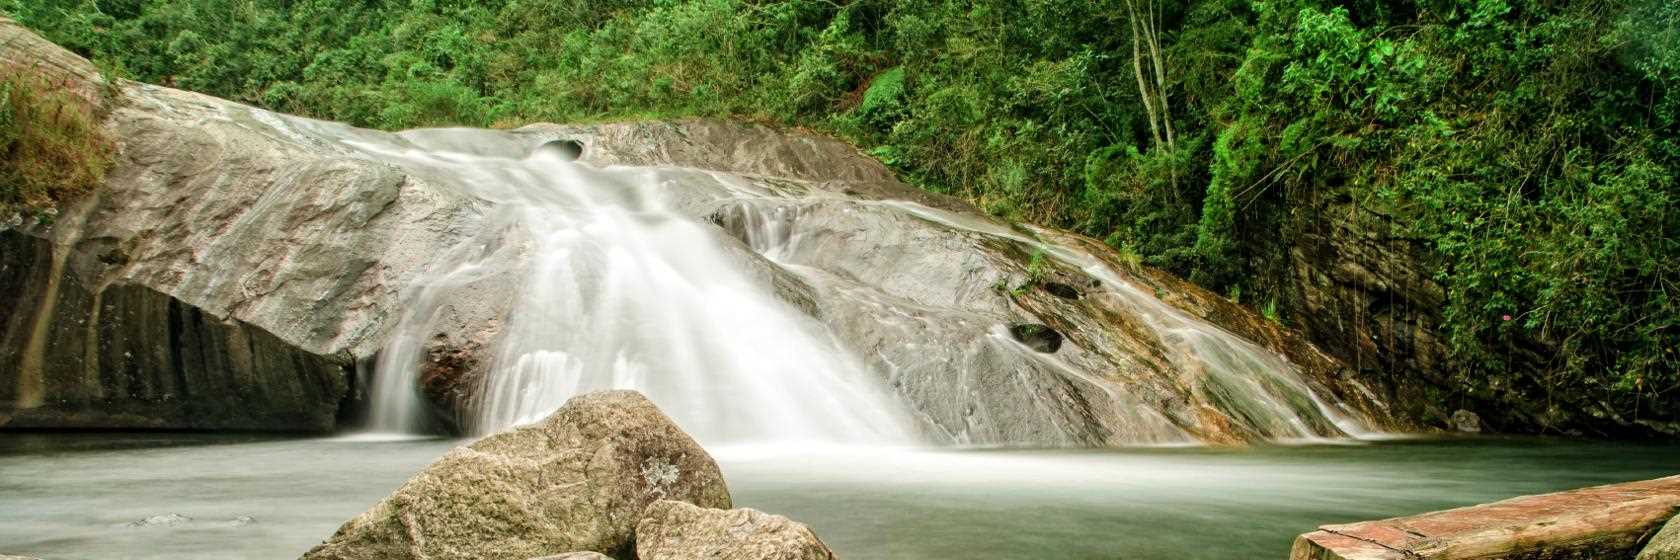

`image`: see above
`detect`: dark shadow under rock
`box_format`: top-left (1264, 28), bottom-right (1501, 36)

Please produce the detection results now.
top-left (1009, 323), bottom-right (1064, 353)
top-left (1041, 282), bottom-right (1081, 300)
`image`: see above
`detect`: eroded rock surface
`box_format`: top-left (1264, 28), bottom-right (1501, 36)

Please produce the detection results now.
top-left (1291, 475), bottom-right (1680, 560)
top-left (636, 500), bottom-right (835, 560)
top-left (301, 391), bottom-right (730, 560)
top-left (2, 18), bottom-right (1403, 443)
top-left (1, 17), bottom-right (474, 430)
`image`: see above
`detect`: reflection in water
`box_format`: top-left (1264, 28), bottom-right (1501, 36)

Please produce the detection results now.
top-left (1, 434), bottom-right (1676, 559)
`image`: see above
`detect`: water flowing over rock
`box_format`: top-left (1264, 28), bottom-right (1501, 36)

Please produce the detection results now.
top-left (636, 500), bottom-right (836, 560)
top-left (300, 391), bottom-right (730, 560)
top-left (0, 18), bottom-right (1402, 444)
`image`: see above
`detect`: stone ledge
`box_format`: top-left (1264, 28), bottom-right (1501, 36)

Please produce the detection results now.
top-left (1291, 475), bottom-right (1680, 560)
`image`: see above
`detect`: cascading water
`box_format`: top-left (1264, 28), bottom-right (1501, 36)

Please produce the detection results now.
top-left (724, 195), bottom-right (1373, 443)
top-left (339, 122), bottom-right (1376, 447)
top-left (355, 130), bottom-right (913, 444)
top-left (871, 201), bottom-right (1372, 440)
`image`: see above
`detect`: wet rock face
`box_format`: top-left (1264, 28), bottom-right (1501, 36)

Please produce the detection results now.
top-left (707, 197), bottom-right (1402, 444)
top-left (2, 18), bottom-right (1402, 443)
top-left (1, 18), bottom-right (474, 431)
top-left (636, 500), bottom-right (836, 560)
top-left (301, 391), bottom-right (730, 560)
top-left (1286, 198), bottom-right (1450, 427)
top-left (0, 233), bottom-right (351, 431)
top-left (1008, 324), bottom-right (1063, 353)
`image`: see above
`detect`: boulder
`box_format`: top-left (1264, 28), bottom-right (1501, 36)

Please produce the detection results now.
top-left (1452, 409), bottom-right (1482, 433)
top-left (1640, 515), bottom-right (1680, 560)
top-left (636, 500), bottom-right (835, 560)
top-left (301, 391), bottom-right (730, 560)
top-left (528, 553), bottom-right (612, 560)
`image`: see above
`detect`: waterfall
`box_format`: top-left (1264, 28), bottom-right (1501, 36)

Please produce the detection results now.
top-left (344, 124), bottom-right (1374, 446)
top-left (356, 131), bottom-right (913, 444)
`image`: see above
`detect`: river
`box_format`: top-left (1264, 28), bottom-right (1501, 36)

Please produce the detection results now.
top-left (3, 433), bottom-right (1676, 559)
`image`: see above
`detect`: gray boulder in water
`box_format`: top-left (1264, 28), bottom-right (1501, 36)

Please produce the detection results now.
top-left (300, 391), bottom-right (730, 560)
top-left (636, 500), bottom-right (836, 560)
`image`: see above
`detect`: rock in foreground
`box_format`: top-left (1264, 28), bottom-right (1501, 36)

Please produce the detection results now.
top-left (637, 500), bottom-right (835, 560)
top-left (301, 391), bottom-right (730, 560)
top-left (1291, 475), bottom-right (1680, 559)
top-left (1641, 515), bottom-right (1680, 560)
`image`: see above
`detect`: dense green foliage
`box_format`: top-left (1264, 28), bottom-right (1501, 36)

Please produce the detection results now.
top-left (7, 0), bottom-right (1675, 432)
top-left (0, 68), bottom-right (114, 219)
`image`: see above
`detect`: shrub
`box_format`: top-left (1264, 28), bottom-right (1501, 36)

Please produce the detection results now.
top-left (0, 68), bottom-right (115, 220)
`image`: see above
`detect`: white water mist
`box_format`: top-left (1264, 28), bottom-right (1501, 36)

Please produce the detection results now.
top-left (357, 131), bottom-right (913, 444)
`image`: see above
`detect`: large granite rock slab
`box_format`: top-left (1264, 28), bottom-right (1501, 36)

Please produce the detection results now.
top-left (300, 391), bottom-right (730, 560)
top-left (1, 17), bottom-right (479, 431)
top-left (2, 17), bottom-right (1403, 443)
top-left (1291, 475), bottom-right (1680, 560)
top-left (636, 500), bottom-right (835, 560)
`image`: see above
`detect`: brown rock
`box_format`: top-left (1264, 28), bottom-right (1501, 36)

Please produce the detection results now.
top-left (1291, 475), bottom-right (1680, 559)
top-left (300, 391), bottom-right (730, 560)
top-left (636, 500), bottom-right (835, 560)
top-left (1452, 409), bottom-right (1482, 433)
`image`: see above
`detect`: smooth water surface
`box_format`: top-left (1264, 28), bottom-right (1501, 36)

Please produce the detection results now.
top-left (2, 433), bottom-right (1676, 559)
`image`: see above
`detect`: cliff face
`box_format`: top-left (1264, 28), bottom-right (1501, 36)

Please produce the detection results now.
top-left (1285, 196), bottom-right (1452, 428)
top-left (0, 234), bottom-right (350, 430)
top-left (0, 19), bottom-right (1408, 442)
top-left (1, 17), bottom-right (478, 431)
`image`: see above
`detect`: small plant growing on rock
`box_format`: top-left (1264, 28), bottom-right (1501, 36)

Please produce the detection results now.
top-left (0, 66), bottom-right (115, 218)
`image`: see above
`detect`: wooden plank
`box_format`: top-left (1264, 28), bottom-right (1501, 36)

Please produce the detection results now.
top-left (1290, 475), bottom-right (1680, 560)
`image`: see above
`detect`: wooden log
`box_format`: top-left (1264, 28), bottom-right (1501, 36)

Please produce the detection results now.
top-left (1290, 475), bottom-right (1680, 560)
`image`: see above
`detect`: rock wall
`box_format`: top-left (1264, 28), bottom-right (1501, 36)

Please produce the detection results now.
top-left (1285, 197), bottom-right (1450, 427)
top-left (1, 17), bottom-right (480, 432)
top-left (0, 233), bottom-right (350, 430)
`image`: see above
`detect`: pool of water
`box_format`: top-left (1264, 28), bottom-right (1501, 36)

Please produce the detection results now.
top-left (1, 433), bottom-right (1675, 559)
